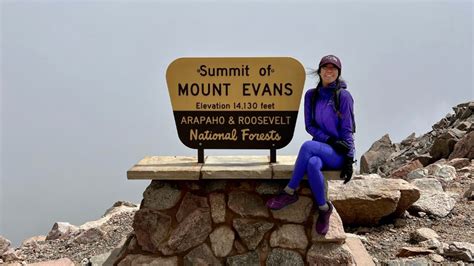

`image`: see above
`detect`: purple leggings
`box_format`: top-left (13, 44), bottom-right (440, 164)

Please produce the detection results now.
top-left (288, 140), bottom-right (345, 206)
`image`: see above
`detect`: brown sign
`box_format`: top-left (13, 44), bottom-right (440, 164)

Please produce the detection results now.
top-left (166, 57), bottom-right (305, 150)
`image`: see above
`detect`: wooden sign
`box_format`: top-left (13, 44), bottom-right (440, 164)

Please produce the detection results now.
top-left (166, 57), bottom-right (305, 151)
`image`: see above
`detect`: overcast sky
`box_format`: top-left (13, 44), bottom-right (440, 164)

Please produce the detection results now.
top-left (1, 0), bottom-right (472, 246)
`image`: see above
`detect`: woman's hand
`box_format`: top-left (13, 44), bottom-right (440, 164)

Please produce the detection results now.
top-left (340, 156), bottom-right (354, 184)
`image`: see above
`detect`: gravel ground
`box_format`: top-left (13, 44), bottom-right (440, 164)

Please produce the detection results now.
top-left (347, 172), bottom-right (473, 264)
top-left (17, 211), bottom-right (134, 264)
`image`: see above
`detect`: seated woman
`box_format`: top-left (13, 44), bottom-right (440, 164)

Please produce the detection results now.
top-left (266, 54), bottom-right (355, 235)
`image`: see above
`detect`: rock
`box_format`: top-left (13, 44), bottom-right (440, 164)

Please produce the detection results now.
top-left (204, 180), bottom-right (227, 193)
top-left (429, 253), bottom-right (445, 263)
top-left (142, 181), bottom-right (182, 210)
top-left (209, 193), bottom-right (226, 224)
top-left (306, 243), bottom-right (355, 265)
top-left (401, 132), bottom-right (416, 146)
top-left (226, 251), bottom-right (260, 266)
top-left (161, 208), bottom-right (212, 255)
top-left (411, 178), bottom-right (444, 192)
top-left (46, 222), bottom-right (79, 240)
top-left (234, 240), bottom-right (247, 254)
top-left (232, 218), bottom-right (273, 250)
top-left (433, 165), bottom-right (457, 181)
top-left (228, 191), bottom-right (269, 218)
top-left (444, 242), bottom-right (474, 262)
top-left (430, 130), bottom-right (458, 161)
top-left (389, 160), bottom-right (423, 179)
top-left (28, 258), bottom-right (75, 265)
top-left (183, 243), bottom-right (221, 266)
top-left (20, 235), bottom-right (46, 248)
top-left (89, 251), bottom-right (118, 266)
top-left (464, 183), bottom-right (474, 200)
top-left (397, 246), bottom-right (434, 257)
top-left (409, 178), bottom-right (456, 217)
top-left (344, 236), bottom-right (375, 266)
top-left (176, 192), bottom-right (209, 222)
top-left (352, 174), bottom-right (382, 180)
top-left (448, 158), bottom-right (471, 169)
top-left (0, 235), bottom-right (11, 255)
top-left (328, 178), bottom-right (420, 225)
top-left (266, 248), bottom-right (304, 266)
top-left (312, 208), bottom-right (346, 243)
top-left (103, 201), bottom-right (138, 216)
top-left (269, 224), bottom-right (308, 249)
top-left (410, 191), bottom-right (456, 217)
top-left (270, 196), bottom-right (313, 223)
top-left (118, 254), bottom-right (178, 266)
top-left (209, 225), bottom-right (234, 257)
top-left (73, 227), bottom-right (107, 244)
top-left (419, 238), bottom-right (443, 252)
top-left (133, 208), bottom-right (171, 253)
top-left (256, 181), bottom-right (283, 195)
top-left (1, 248), bottom-right (23, 263)
top-left (406, 168), bottom-right (428, 180)
top-left (449, 131), bottom-right (474, 159)
top-left (385, 257), bottom-right (431, 265)
top-left (410, 228), bottom-right (439, 243)
top-left (426, 163), bottom-right (443, 175)
top-left (360, 134), bottom-right (394, 174)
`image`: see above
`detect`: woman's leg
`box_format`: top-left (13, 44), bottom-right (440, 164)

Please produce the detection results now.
top-left (287, 140), bottom-right (345, 191)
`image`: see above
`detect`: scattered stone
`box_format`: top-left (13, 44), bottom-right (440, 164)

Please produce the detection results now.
top-left (0, 235), bottom-right (11, 255)
top-left (449, 131), bottom-right (474, 159)
top-left (444, 242), bottom-right (474, 262)
top-left (394, 218), bottom-right (407, 228)
top-left (266, 248), bottom-right (304, 266)
top-left (397, 246), bottom-right (434, 257)
top-left (209, 225), bottom-right (234, 257)
top-left (389, 160), bottom-right (423, 179)
top-left (409, 178), bottom-right (456, 217)
top-left (360, 134), bottom-right (394, 174)
top-left (175, 192), bottom-right (209, 223)
top-left (46, 222), bottom-right (79, 241)
top-left (464, 183), bottom-right (474, 200)
top-left (429, 253), bottom-right (445, 263)
top-left (28, 258), bottom-right (75, 265)
top-left (433, 165), bottom-right (457, 181)
top-left (228, 191), bottom-right (269, 218)
top-left (269, 224), bottom-right (308, 249)
top-left (20, 236), bottom-right (46, 248)
top-left (410, 227), bottom-right (439, 243)
top-left (73, 227), bottom-right (107, 244)
top-left (448, 158), bottom-right (471, 169)
top-left (385, 257), bottom-right (431, 265)
top-left (232, 218), bottom-right (273, 250)
top-left (270, 196), bottom-right (313, 223)
top-left (103, 201), bottom-right (138, 216)
top-left (226, 251), bottom-right (260, 266)
top-left (209, 193), bottom-right (226, 224)
top-left (430, 130), bottom-right (458, 161)
top-left (142, 181), bottom-right (182, 210)
top-left (306, 243), bottom-right (355, 265)
top-left (183, 243), bottom-right (221, 266)
top-left (406, 168), bottom-right (428, 180)
top-left (133, 208), bottom-right (171, 253)
top-left (118, 254), bottom-right (178, 266)
top-left (419, 238), bottom-right (443, 252)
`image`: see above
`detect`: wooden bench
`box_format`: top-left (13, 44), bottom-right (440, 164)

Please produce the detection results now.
top-left (127, 156), bottom-right (342, 181)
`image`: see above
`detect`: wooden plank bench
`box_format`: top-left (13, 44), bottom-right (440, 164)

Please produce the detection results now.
top-left (127, 155), bottom-right (342, 181)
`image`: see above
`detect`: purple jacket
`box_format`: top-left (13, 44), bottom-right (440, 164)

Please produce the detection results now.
top-left (304, 81), bottom-right (355, 158)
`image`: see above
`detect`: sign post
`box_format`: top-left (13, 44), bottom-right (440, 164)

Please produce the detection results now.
top-left (166, 57), bottom-right (305, 163)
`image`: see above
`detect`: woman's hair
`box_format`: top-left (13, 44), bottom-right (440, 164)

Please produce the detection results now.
top-left (306, 67), bottom-right (345, 88)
